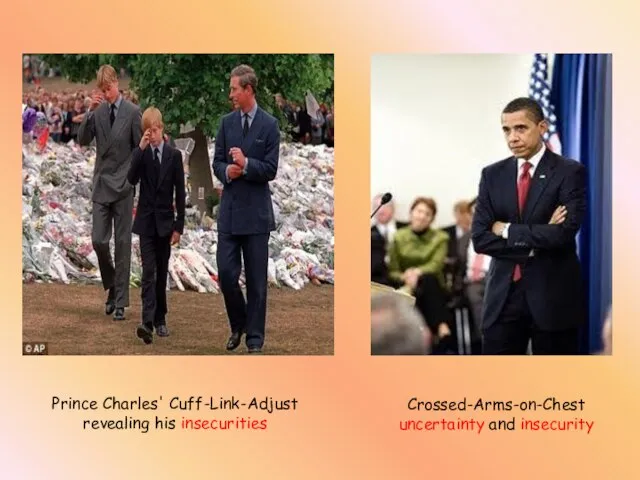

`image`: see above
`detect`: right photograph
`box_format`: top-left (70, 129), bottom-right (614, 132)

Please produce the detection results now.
top-left (370, 54), bottom-right (612, 356)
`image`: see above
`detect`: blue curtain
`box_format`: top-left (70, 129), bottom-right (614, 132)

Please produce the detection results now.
top-left (550, 54), bottom-right (612, 353)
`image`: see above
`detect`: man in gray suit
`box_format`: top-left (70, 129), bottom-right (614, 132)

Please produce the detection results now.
top-left (78, 64), bottom-right (142, 320)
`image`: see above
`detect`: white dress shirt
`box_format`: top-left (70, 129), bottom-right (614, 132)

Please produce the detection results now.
top-left (374, 221), bottom-right (397, 245)
top-left (466, 239), bottom-right (492, 282)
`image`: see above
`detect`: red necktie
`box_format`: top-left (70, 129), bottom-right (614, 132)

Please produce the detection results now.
top-left (513, 161), bottom-right (532, 281)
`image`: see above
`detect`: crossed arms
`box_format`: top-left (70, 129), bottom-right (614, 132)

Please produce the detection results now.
top-left (471, 164), bottom-right (587, 261)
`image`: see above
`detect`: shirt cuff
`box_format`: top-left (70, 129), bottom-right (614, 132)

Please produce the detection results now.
top-left (225, 165), bottom-right (232, 183)
top-left (243, 158), bottom-right (249, 175)
top-left (501, 223), bottom-right (510, 239)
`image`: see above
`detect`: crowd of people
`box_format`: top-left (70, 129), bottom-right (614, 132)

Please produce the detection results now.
top-left (23, 55), bottom-right (333, 146)
top-left (371, 192), bottom-right (613, 356)
top-left (371, 194), bottom-right (483, 355)
top-left (22, 84), bottom-right (334, 148)
top-left (275, 93), bottom-right (334, 147)
top-left (22, 86), bottom-right (139, 144)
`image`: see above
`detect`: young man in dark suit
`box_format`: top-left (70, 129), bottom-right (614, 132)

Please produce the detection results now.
top-left (212, 64), bottom-right (280, 354)
top-left (127, 107), bottom-right (185, 344)
top-left (471, 97), bottom-right (587, 355)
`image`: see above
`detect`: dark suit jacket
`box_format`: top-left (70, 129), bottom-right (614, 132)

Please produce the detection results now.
top-left (371, 222), bottom-right (402, 287)
top-left (127, 143), bottom-right (186, 238)
top-left (78, 98), bottom-right (142, 204)
top-left (442, 224), bottom-right (471, 294)
top-left (471, 149), bottom-right (587, 331)
top-left (442, 225), bottom-right (459, 260)
top-left (212, 106), bottom-right (280, 235)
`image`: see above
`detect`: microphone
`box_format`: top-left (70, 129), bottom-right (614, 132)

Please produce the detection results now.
top-left (371, 192), bottom-right (393, 219)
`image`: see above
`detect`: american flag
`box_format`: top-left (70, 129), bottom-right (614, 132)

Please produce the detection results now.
top-left (529, 54), bottom-right (562, 154)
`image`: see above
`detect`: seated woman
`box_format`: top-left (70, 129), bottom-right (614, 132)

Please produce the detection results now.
top-left (388, 197), bottom-right (452, 345)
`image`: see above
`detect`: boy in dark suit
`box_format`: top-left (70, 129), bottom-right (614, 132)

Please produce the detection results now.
top-left (127, 107), bottom-right (185, 344)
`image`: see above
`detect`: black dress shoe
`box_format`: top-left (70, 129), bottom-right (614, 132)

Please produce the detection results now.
top-left (136, 324), bottom-right (153, 344)
top-left (105, 288), bottom-right (115, 315)
top-left (248, 346), bottom-right (262, 354)
top-left (226, 332), bottom-right (243, 351)
top-left (156, 325), bottom-right (169, 337)
top-left (113, 308), bottom-right (125, 321)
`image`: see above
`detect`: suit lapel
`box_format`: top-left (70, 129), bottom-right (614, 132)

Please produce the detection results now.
top-left (157, 144), bottom-right (172, 190)
top-left (504, 158), bottom-right (520, 223)
top-left (98, 104), bottom-right (111, 144)
top-left (104, 100), bottom-right (128, 153)
top-left (241, 108), bottom-right (261, 153)
top-left (522, 149), bottom-right (557, 222)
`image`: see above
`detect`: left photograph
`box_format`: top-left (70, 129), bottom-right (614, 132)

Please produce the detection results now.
top-left (22, 54), bottom-right (335, 355)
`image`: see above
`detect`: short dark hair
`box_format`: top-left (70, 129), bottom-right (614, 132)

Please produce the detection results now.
top-left (502, 97), bottom-right (545, 124)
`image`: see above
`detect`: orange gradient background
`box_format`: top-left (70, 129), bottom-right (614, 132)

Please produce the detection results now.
top-left (2, 0), bottom-right (640, 478)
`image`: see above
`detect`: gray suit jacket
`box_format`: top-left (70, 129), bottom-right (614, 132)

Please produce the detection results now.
top-left (78, 99), bottom-right (142, 204)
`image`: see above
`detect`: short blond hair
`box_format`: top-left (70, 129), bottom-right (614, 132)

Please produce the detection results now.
top-left (142, 107), bottom-right (164, 131)
top-left (96, 64), bottom-right (118, 89)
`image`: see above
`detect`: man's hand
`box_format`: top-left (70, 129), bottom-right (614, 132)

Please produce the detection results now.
top-left (139, 129), bottom-right (151, 150)
top-left (89, 92), bottom-right (104, 112)
top-left (171, 231), bottom-right (181, 246)
top-left (229, 147), bottom-right (247, 169)
top-left (438, 323), bottom-right (451, 339)
top-left (227, 164), bottom-right (243, 180)
top-left (492, 221), bottom-right (507, 236)
top-left (548, 205), bottom-right (567, 225)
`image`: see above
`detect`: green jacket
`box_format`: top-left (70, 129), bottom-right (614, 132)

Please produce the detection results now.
top-left (388, 227), bottom-right (449, 287)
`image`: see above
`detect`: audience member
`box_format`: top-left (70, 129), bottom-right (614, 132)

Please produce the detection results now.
top-left (324, 105), bottom-right (334, 147)
top-left (387, 197), bottom-right (453, 348)
top-left (311, 107), bottom-right (325, 145)
top-left (371, 292), bottom-right (431, 355)
top-left (371, 193), bottom-right (402, 286)
top-left (464, 197), bottom-right (492, 345)
top-left (442, 200), bottom-right (472, 263)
